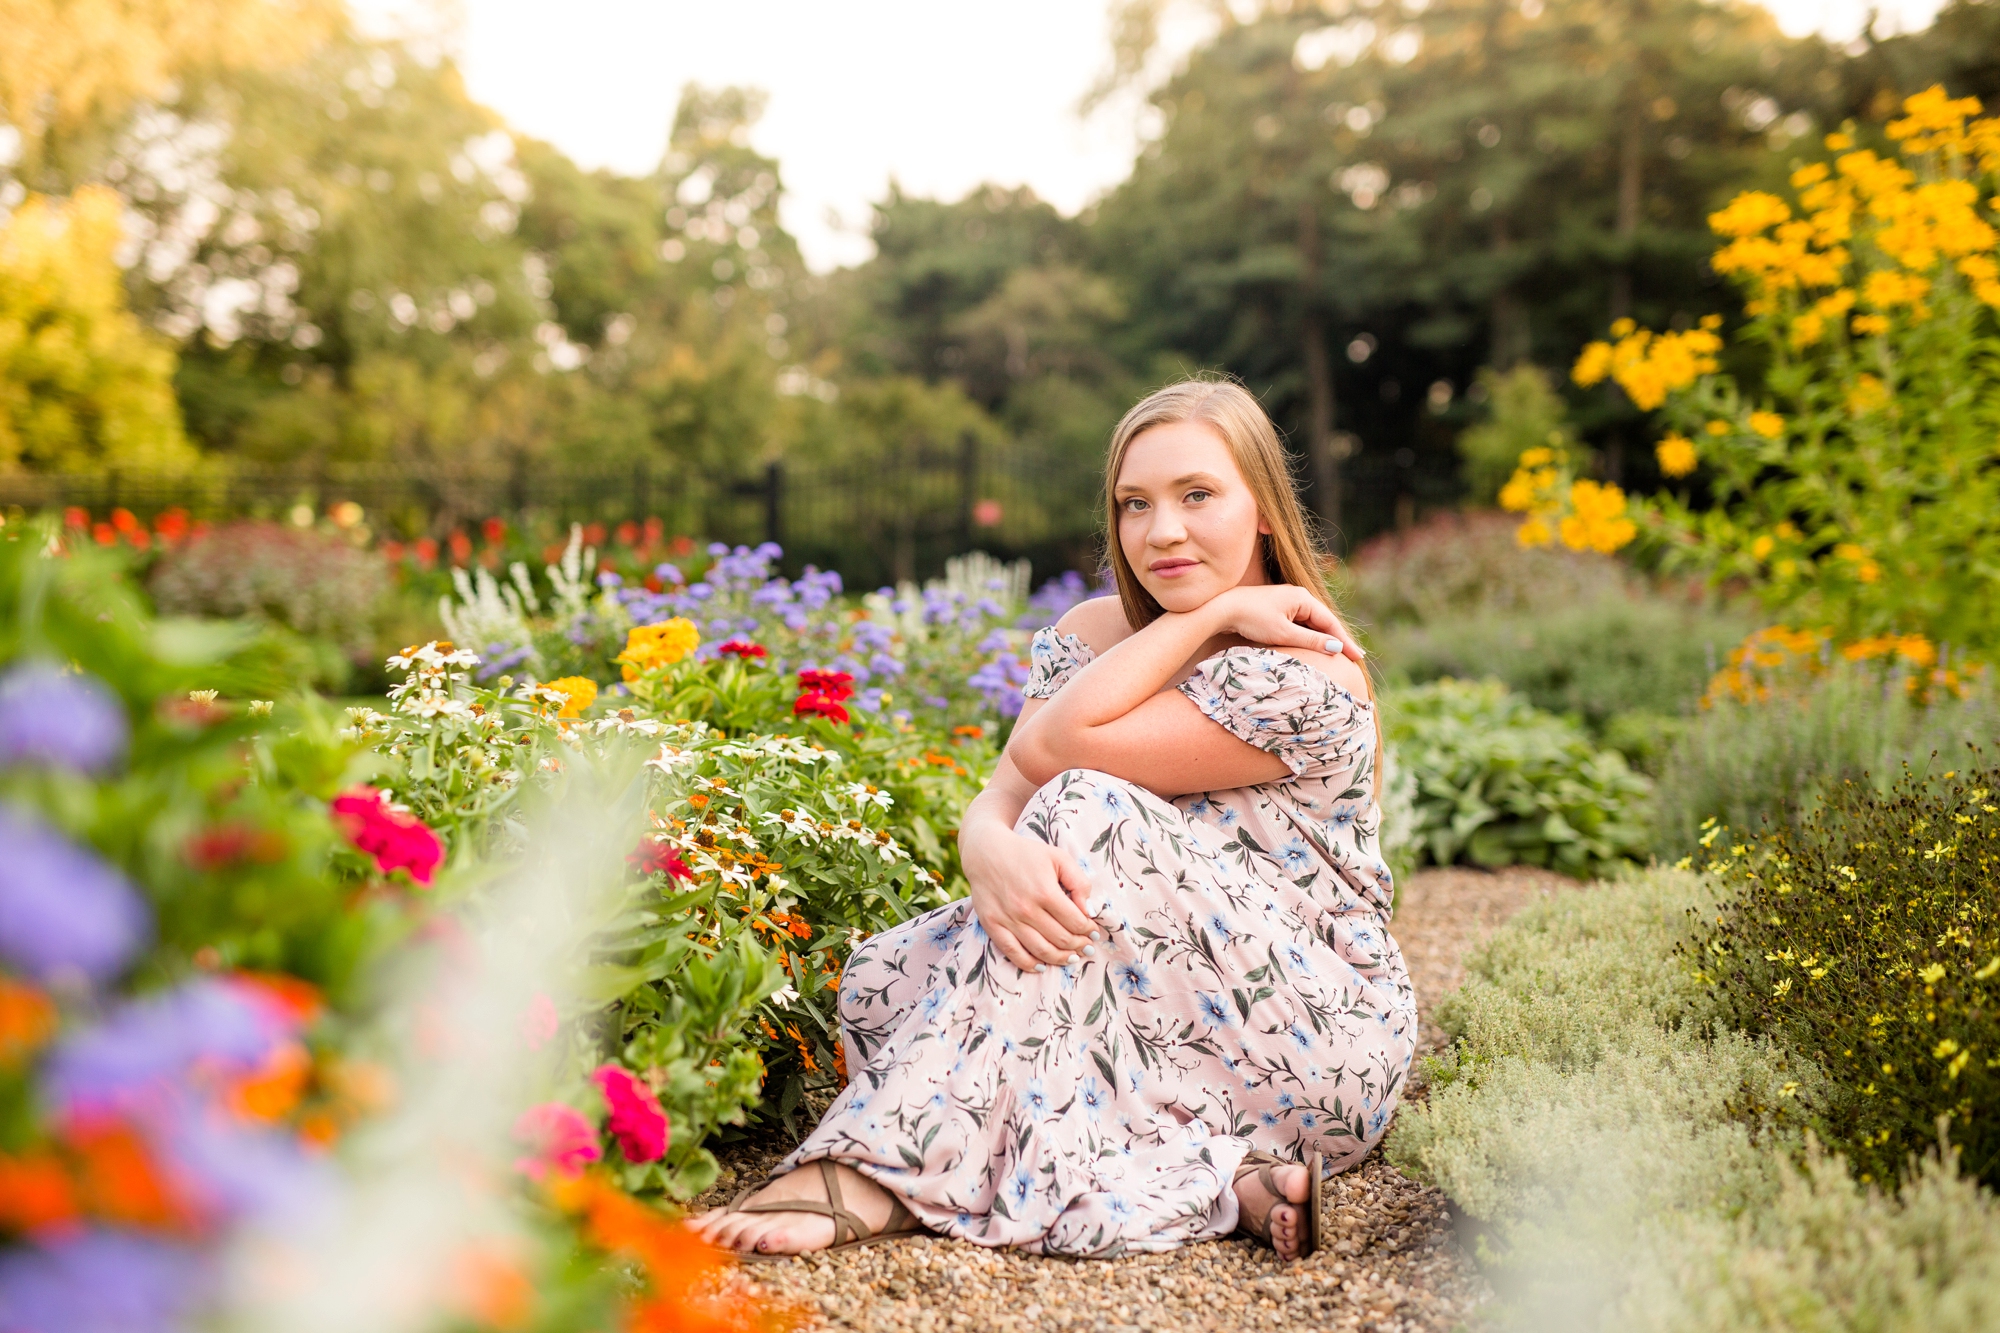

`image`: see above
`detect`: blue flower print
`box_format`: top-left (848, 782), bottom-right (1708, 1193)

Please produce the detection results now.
top-left (1208, 913), bottom-right (1234, 944)
top-left (1097, 785), bottom-right (1126, 819)
top-left (1078, 1077), bottom-right (1109, 1121)
top-left (1368, 1106), bottom-right (1389, 1135)
top-left (1128, 1068), bottom-right (1145, 1094)
top-left (928, 916), bottom-right (963, 948)
top-left (1328, 805), bottom-right (1358, 832)
top-left (1198, 994), bottom-right (1235, 1028)
top-left (1260, 1110), bottom-right (1280, 1127)
top-left (1216, 805), bottom-right (1240, 829)
top-left (1277, 1092), bottom-right (1297, 1110)
top-left (1287, 1022), bottom-right (1313, 1052)
top-left (1106, 1194), bottom-right (1134, 1219)
top-left (1184, 796), bottom-right (1213, 819)
top-left (1280, 942), bottom-right (1314, 976)
top-left (1022, 1078), bottom-right (1052, 1121)
top-left (918, 986), bottom-right (949, 1022)
top-left (1115, 960), bottom-right (1154, 999)
top-left (1007, 1167), bottom-right (1035, 1211)
top-left (1276, 838), bottom-right (1314, 876)
top-left (1300, 1112), bottom-right (1318, 1129)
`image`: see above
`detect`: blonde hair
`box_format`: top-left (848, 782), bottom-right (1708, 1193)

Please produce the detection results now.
top-left (1102, 377), bottom-right (1380, 787)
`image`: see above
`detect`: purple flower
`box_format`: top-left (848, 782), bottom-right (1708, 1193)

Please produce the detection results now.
top-left (0, 662), bottom-right (128, 774)
top-left (653, 563), bottom-right (683, 585)
top-left (47, 980), bottom-right (280, 1119)
top-left (0, 807), bottom-right (149, 985)
top-left (0, 1230), bottom-right (208, 1333)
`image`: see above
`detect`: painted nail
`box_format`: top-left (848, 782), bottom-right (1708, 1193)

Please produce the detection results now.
top-left (1090, 930), bottom-right (1102, 942)
top-left (1083, 945), bottom-right (1097, 956)
top-left (1323, 638), bottom-right (1343, 655)
top-left (1035, 963), bottom-right (1046, 973)
top-left (1066, 954), bottom-right (1079, 966)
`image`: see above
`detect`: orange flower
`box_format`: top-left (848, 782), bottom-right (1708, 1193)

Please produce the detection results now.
top-left (0, 1150), bottom-right (80, 1235)
top-left (63, 1120), bottom-right (194, 1230)
top-left (449, 1245), bottom-right (535, 1330)
top-left (227, 1040), bottom-right (313, 1123)
top-left (0, 978), bottom-right (58, 1066)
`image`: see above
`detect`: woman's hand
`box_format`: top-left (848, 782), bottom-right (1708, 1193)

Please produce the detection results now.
top-left (961, 828), bottom-right (1100, 973)
top-left (1206, 584), bottom-right (1365, 662)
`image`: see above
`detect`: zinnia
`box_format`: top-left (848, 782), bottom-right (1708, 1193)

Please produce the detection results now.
top-left (590, 1065), bottom-right (670, 1163)
top-left (617, 620), bottom-right (700, 683)
top-left (797, 669), bottom-right (854, 701)
top-left (330, 787), bottom-right (444, 886)
top-left (540, 676), bottom-right (598, 718)
top-left (717, 640), bottom-right (768, 659)
top-left (793, 693), bottom-right (850, 724)
top-left (628, 840), bottom-right (693, 881)
top-left (512, 1103), bottom-right (601, 1180)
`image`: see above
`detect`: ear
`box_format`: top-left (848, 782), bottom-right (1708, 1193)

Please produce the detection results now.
top-left (1256, 511), bottom-right (1273, 536)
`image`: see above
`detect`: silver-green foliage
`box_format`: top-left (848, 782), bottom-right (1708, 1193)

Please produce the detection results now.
top-left (1389, 868), bottom-right (2000, 1332)
top-left (1385, 678), bottom-right (1651, 877)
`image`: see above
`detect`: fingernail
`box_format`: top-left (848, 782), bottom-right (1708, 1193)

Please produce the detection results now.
top-left (1323, 638), bottom-right (1343, 655)
top-left (1083, 945), bottom-right (1097, 956)
top-left (1090, 930), bottom-right (1102, 942)
top-left (1035, 963), bottom-right (1046, 973)
top-left (1066, 954), bottom-right (1079, 966)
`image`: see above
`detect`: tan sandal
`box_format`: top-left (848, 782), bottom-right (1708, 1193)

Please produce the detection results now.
top-left (722, 1158), bottom-right (927, 1262)
top-left (1233, 1149), bottom-right (1324, 1261)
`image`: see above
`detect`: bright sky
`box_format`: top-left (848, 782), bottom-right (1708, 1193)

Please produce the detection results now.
top-left (354, 0), bottom-right (1948, 272)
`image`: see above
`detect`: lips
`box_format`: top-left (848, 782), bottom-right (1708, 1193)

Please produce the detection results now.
top-left (1148, 558), bottom-right (1199, 577)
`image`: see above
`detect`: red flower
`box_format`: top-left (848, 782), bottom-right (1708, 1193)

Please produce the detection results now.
top-left (183, 824), bottom-right (290, 871)
top-left (717, 639), bottom-right (768, 659)
top-left (793, 693), bottom-right (850, 724)
top-left (482, 517), bottom-right (507, 545)
top-left (797, 669), bottom-right (854, 701)
top-left (513, 1102), bottom-right (602, 1180)
top-left (590, 1065), bottom-right (670, 1163)
top-left (331, 786), bottom-right (444, 886)
top-left (627, 840), bottom-right (693, 881)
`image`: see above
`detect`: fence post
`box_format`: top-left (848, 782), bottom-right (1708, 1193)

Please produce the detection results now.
top-left (763, 460), bottom-right (782, 548)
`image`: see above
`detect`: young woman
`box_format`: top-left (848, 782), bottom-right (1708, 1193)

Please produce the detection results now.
top-left (694, 380), bottom-right (1416, 1262)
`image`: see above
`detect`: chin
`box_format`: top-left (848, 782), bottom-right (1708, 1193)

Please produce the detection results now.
top-left (1142, 577), bottom-right (1226, 614)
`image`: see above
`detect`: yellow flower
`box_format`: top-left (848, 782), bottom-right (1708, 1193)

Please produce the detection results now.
top-left (1558, 479), bottom-right (1636, 554)
top-left (1851, 313), bottom-right (1891, 336)
top-left (1515, 515), bottom-right (1554, 548)
top-left (1656, 433), bottom-right (1698, 478)
top-left (1845, 374), bottom-right (1889, 414)
top-left (1705, 420), bottom-right (1730, 436)
top-left (1571, 341), bottom-right (1613, 387)
top-left (1518, 446), bottom-right (1555, 468)
top-left (541, 676), bottom-right (598, 718)
top-left (617, 619), bottom-right (700, 682)
top-left (1497, 471), bottom-right (1537, 513)
top-left (1862, 270), bottom-right (1931, 310)
top-left (1749, 411), bottom-right (1785, 439)
top-left (1886, 85), bottom-right (1981, 155)
top-left (1751, 534), bottom-right (1775, 560)
top-left (1709, 191), bottom-right (1791, 238)
top-left (1824, 132), bottom-right (1854, 151)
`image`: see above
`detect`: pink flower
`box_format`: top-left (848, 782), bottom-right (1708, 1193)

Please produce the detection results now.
top-left (627, 839), bottom-right (693, 881)
top-left (590, 1064), bottom-right (670, 1164)
top-left (331, 786), bottom-right (444, 886)
top-left (512, 1102), bottom-right (601, 1180)
top-left (519, 992), bottom-right (558, 1050)
top-left (793, 693), bottom-right (850, 724)
top-left (797, 669), bottom-right (854, 701)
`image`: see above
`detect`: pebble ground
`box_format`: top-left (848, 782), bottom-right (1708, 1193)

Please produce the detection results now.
top-left (701, 865), bottom-right (1572, 1333)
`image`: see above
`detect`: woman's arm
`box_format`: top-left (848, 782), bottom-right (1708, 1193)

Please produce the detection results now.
top-left (956, 699), bottom-right (1100, 973)
top-left (1007, 583), bottom-right (1355, 797)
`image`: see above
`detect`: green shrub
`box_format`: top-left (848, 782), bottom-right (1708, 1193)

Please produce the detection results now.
top-left (1383, 591), bottom-right (1753, 731)
top-left (149, 519), bottom-right (391, 687)
top-left (1652, 667), bottom-right (2000, 859)
top-left (1454, 365), bottom-right (1578, 508)
top-left (1391, 868), bottom-right (2000, 1333)
top-left (1344, 510), bottom-right (1628, 629)
top-left (1687, 761), bottom-right (2000, 1190)
top-left (1385, 678), bottom-right (1651, 877)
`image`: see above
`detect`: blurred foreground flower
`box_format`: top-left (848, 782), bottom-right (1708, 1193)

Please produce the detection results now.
top-left (0, 663), bottom-right (128, 773)
top-left (512, 1103), bottom-right (602, 1180)
top-left (619, 619), bottom-right (701, 682)
top-left (0, 807), bottom-right (150, 986)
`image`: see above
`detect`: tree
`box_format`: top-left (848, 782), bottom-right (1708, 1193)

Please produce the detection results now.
top-left (0, 186), bottom-right (195, 471)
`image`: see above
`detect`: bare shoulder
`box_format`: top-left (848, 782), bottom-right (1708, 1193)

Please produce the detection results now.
top-left (1274, 644), bottom-right (1372, 700)
top-left (1053, 594), bottom-right (1135, 656)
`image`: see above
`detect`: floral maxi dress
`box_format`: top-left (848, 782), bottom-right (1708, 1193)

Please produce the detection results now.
top-left (778, 630), bottom-right (1418, 1258)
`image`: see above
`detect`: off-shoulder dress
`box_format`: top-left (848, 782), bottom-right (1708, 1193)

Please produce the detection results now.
top-left (776, 627), bottom-right (1417, 1257)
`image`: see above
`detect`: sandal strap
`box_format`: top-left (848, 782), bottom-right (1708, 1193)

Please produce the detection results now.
top-left (728, 1159), bottom-right (873, 1246)
top-left (1232, 1150), bottom-right (1291, 1242)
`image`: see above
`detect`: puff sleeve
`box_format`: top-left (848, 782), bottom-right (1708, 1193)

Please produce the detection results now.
top-left (1177, 647), bottom-right (1374, 782)
top-left (1021, 627), bottom-right (1096, 701)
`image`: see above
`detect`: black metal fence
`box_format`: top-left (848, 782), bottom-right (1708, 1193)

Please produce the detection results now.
top-left (0, 445), bottom-right (1105, 588)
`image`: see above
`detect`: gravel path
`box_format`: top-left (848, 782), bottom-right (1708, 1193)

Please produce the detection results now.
top-left (701, 865), bottom-right (1572, 1333)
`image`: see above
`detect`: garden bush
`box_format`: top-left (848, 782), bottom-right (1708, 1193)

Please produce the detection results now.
top-left (1391, 868), bottom-right (2000, 1332)
top-left (1384, 678), bottom-right (1651, 877)
top-left (1343, 510), bottom-right (1629, 630)
top-left (1652, 664), bottom-right (2000, 858)
top-left (148, 518), bottom-right (392, 688)
top-left (1688, 761), bottom-right (2000, 1190)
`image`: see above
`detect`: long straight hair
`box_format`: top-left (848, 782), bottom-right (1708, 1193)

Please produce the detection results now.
top-left (1102, 377), bottom-right (1381, 786)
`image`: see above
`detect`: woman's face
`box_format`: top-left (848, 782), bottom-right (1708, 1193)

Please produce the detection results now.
top-left (1115, 420), bottom-right (1271, 614)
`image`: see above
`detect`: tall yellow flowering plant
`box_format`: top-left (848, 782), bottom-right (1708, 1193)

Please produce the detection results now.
top-left (1505, 87), bottom-right (2000, 662)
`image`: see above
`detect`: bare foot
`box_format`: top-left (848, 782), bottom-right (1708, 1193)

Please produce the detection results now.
top-left (1235, 1161), bottom-right (1311, 1261)
top-left (689, 1161), bottom-right (902, 1257)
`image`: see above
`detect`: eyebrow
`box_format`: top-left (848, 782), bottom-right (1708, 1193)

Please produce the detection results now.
top-left (1115, 471), bottom-right (1227, 496)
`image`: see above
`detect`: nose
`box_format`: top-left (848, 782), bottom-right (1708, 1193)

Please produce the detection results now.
top-left (1147, 506), bottom-right (1187, 547)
